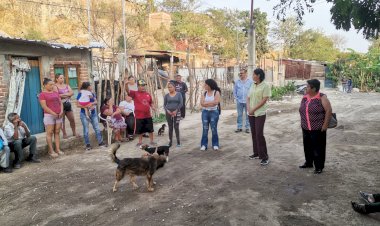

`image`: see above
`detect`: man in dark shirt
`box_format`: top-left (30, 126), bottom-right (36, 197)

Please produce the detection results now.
top-left (171, 74), bottom-right (188, 119)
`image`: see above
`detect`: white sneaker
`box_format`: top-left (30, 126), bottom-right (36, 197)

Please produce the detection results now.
top-left (200, 146), bottom-right (206, 151)
top-left (213, 146), bottom-right (219, 150)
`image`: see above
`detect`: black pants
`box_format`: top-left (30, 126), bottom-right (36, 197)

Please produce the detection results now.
top-left (124, 113), bottom-right (135, 137)
top-left (366, 194), bottom-right (380, 213)
top-left (166, 113), bottom-right (180, 145)
top-left (181, 95), bottom-right (186, 118)
top-left (249, 115), bottom-right (268, 160)
top-left (302, 129), bottom-right (326, 170)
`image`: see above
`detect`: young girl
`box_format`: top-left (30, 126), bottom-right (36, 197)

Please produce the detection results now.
top-left (77, 88), bottom-right (94, 119)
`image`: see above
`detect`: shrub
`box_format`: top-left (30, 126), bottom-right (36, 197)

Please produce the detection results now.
top-left (152, 113), bottom-right (166, 123)
top-left (271, 82), bottom-right (296, 101)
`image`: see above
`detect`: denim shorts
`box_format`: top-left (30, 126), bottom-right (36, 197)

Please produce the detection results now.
top-left (43, 114), bottom-right (63, 125)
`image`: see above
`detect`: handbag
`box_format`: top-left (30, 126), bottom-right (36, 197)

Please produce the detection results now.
top-left (328, 113), bottom-right (338, 128)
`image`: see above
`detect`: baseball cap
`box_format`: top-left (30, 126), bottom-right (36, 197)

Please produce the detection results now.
top-left (137, 79), bottom-right (147, 86)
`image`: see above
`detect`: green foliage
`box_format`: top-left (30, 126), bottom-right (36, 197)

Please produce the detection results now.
top-left (289, 29), bottom-right (339, 62)
top-left (158, 0), bottom-right (201, 12)
top-left (24, 28), bottom-right (45, 40)
top-left (274, 0), bottom-right (379, 39)
top-left (153, 113), bottom-right (166, 123)
top-left (271, 82), bottom-right (296, 101)
top-left (270, 17), bottom-right (302, 57)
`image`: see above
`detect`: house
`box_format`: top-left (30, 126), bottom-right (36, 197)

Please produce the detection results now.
top-left (0, 36), bottom-right (97, 134)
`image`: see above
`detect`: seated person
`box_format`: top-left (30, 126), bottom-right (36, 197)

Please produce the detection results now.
top-left (0, 128), bottom-right (12, 173)
top-left (351, 191), bottom-right (380, 214)
top-left (4, 113), bottom-right (40, 169)
top-left (119, 95), bottom-right (135, 139)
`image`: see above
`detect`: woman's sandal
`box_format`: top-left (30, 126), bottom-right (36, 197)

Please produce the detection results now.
top-left (56, 150), bottom-right (65, 155)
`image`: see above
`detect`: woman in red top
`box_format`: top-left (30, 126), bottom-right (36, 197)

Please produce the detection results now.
top-left (54, 73), bottom-right (79, 139)
top-left (299, 79), bottom-right (332, 174)
top-left (39, 78), bottom-right (64, 158)
top-left (101, 97), bottom-right (127, 143)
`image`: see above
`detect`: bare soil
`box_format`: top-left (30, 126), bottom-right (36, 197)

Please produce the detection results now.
top-left (1, 90), bottom-right (379, 226)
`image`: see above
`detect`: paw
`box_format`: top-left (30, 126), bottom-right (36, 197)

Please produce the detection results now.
top-left (113, 188), bottom-right (117, 192)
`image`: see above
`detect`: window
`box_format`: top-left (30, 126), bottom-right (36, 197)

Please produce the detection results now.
top-left (54, 65), bottom-right (79, 97)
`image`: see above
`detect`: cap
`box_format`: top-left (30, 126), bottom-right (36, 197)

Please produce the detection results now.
top-left (137, 79), bottom-right (147, 86)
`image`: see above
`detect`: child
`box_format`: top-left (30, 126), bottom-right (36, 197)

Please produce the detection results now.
top-left (119, 96), bottom-right (135, 139)
top-left (78, 85), bottom-right (95, 119)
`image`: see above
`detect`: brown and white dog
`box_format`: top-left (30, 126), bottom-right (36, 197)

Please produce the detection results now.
top-left (109, 143), bottom-right (167, 192)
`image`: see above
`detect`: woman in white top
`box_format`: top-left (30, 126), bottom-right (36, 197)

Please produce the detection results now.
top-left (200, 79), bottom-right (221, 151)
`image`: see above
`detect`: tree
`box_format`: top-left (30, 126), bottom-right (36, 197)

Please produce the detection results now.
top-left (289, 29), bottom-right (339, 62)
top-left (273, 0), bottom-right (380, 39)
top-left (270, 17), bottom-right (302, 57)
top-left (158, 0), bottom-right (201, 12)
top-left (330, 34), bottom-right (347, 51)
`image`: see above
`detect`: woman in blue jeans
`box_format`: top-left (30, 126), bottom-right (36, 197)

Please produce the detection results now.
top-left (76, 82), bottom-right (105, 150)
top-left (200, 79), bottom-right (221, 151)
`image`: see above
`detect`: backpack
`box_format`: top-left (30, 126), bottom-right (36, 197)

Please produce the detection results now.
top-left (204, 90), bottom-right (221, 115)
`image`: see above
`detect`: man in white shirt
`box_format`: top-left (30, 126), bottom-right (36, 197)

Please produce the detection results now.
top-left (119, 95), bottom-right (135, 139)
top-left (0, 128), bottom-right (12, 173)
top-left (4, 113), bottom-right (40, 169)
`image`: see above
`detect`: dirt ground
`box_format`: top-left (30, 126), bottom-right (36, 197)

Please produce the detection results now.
top-left (0, 90), bottom-right (379, 226)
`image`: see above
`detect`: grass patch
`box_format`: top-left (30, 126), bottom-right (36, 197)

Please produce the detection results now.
top-left (152, 113), bottom-right (166, 123)
top-left (271, 82), bottom-right (296, 101)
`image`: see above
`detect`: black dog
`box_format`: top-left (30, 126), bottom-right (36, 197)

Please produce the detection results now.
top-left (157, 124), bottom-right (166, 136)
top-left (140, 144), bottom-right (170, 161)
top-left (109, 143), bottom-right (167, 192)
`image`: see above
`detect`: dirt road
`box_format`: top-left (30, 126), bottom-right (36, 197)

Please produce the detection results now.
top-left (0, 90), bottom-right (379, 226)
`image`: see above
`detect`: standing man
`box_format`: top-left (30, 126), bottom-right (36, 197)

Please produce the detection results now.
top-left (233, 68), bottom-right (253, 133)
top-left (172, 74), bottom-right (188, 119)
top-left (4, 113), bottom-right (40, 169)
top-left (126, 79), bottom-right (157, 146)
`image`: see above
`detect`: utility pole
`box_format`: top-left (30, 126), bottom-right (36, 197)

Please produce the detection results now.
top-left (248, 0), bottom-right (256, 76)
top-left (122, 0), bottom-right (127, 99)
top-left (87, 0), bottom-right (91, 40)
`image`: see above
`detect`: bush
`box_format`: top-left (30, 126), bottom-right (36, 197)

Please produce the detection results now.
top-left (375, 87), bottom-right (380, 93)
top-left (271, 82), bottom-right (296, 101)
top-left (152, 113), bottom-right (166, 123)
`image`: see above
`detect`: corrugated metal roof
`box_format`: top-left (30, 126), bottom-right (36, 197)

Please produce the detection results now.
top-left (0, 35), bottom-right (105, 49)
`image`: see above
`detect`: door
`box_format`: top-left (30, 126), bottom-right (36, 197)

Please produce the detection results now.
top-left (20, 60), bottom-right (44, 134)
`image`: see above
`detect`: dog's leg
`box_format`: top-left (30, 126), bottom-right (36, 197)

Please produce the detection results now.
top-left (147, 174), bottom-right (154, 192)
top-left (113, 180), bottom-right (119, 192)
top-left (130, 175), bottom-right (139, 189)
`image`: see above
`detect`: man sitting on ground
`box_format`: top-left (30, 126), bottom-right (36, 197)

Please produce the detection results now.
top-left (4, 113), bottom-right (40, 169)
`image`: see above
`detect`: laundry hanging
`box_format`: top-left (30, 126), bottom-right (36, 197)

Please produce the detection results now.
top-left (3, 57), bottom-right (30, 126)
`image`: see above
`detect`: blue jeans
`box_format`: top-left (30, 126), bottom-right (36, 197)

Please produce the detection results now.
top-left (201, 110), bottom-right (219, 148)
top-left (80, 110), bottom-right (103, 145)
top-left (237, 102), bottom-right (250, 129)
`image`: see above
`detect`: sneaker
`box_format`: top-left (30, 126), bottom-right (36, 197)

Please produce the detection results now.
top-left (200, 146), bottom-right (206, 151)
top-left (351, 201), bottom-right (368, 214)
top-left (249, 155), bottom-right (259, 160)
top-left (359, 191), bottom-right (375, 204)
top-left (98, 142), bottom-right (107, 148)
top-left (314, 169), bottom-right (323, 174)
top-left (85, 144), bottom-right (92, 151)
top-left (260, 159), bottom-right (269, 166)
top-left (3, 167), bottom-right (12, 173)
top-left (14, 163), bottom-right (21, 169)
top-left (26, 157), bottom-right (41, 163)
top-left (235, 129), bottom-right (242, 133)
top-left (245, 129), bottom-right (250, 133)
top-left (213, 146), bottom-right (219, 151)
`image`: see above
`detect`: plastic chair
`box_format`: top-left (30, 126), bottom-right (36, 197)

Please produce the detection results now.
top-left (98, 113), bottom-right (113, 145)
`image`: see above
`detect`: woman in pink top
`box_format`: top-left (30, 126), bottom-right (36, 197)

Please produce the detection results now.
top-left (299, 79), bottom-right (332, 174)
top-left (39, 78), bottom-right (64, 158)
top-left (54, 73), bottom-right (79, 139)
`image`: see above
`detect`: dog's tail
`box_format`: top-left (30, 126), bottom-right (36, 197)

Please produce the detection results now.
top-left (109, 143), bottom-right (121, 164)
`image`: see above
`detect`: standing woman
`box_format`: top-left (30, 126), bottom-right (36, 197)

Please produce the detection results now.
top-left (299, 79), bottom-right (332, 174)
top-left (247, 68), bottom-right (271, 166)
top-left (76, 82), bottom-right (105, 150)
top-left (164, 82), bottom-right (183, 147)
top-left (39, 78), bottom-right (64, 158)
top-left (54, 73), bottom-right (79, 139)
top-left (200, 79), bottom-right (221, 151)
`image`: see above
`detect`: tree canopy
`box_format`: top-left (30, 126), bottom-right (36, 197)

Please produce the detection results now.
top-left (273, 0), bottom-right (380, 39)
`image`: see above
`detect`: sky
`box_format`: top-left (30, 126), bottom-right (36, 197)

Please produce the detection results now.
top-left (201, 0), bottom-right (370, 53)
